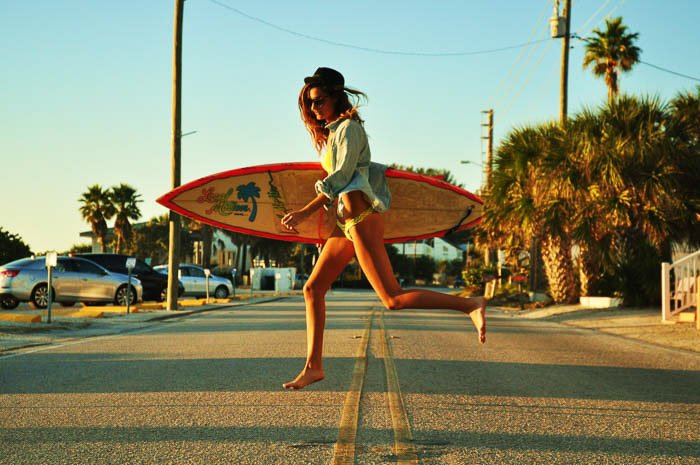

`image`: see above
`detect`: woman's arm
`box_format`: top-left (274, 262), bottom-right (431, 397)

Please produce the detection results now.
top-left (281, 192), bottom-right (329, 231)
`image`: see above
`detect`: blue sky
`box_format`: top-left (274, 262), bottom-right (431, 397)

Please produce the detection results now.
top-left (2, 0), bottom-right (699, 253)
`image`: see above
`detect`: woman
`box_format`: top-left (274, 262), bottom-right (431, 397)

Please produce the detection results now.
top-left (281, 67), bottom-right (486, 390)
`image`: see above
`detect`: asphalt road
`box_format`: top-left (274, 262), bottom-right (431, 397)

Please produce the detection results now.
top-left (1, 290), bottom-right (699, 465)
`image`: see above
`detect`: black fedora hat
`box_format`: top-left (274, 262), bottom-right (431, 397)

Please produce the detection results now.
top-left (304, 67), bottom-right (345, 88)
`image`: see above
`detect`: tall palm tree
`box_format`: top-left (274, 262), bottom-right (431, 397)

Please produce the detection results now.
top-left (79, 185), bottom-right (115, 252)
top-left (582, 16), bottom-right (641, 104)
top-left (110, 183), bottom-right (142, 254)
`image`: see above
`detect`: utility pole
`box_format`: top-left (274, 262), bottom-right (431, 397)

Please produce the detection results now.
top-left (167, 0), bottom-right (184, 311)
top-left (481, 109), bottom-right (496, 267)
top-left (482, 109), bottom-right (494, 190)
top-left (558, 0), bottom-right (572, 125)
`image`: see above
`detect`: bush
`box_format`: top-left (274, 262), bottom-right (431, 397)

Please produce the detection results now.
top-left (462, 264), bottom-right (498, 287)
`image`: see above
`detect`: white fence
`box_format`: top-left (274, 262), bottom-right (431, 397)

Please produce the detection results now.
top-left (661, 250), bottom-right (699, 322)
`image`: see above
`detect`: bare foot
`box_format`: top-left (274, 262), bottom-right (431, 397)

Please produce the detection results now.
top-left (283, 367), bottom-right (325, 390)
top-left (468, 296), bottom-right (487, 344)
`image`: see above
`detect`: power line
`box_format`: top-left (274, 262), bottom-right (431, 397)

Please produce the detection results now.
top-left (206, 0), bottom-right (550, 57)
top-left (492, 0), bottom-right (551, 109)
top-left (574, 0), bottom-right (614, 35)
top-left (639, 60), bottom-right (700, 83)
top-left (499, 38), bottom-right (557, 120)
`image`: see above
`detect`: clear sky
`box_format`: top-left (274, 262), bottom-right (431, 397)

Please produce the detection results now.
top-left (2, 0), bottom-right (699, 254)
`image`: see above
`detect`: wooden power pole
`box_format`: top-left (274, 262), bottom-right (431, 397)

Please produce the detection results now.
top-left (167, 0), bottom-right (184, 310)
top-left (559, 0), bottom-right (572, 126)
top-left (483, 109), bottom-right (494, 190)
top-left (481, 109), bottom-right (496, 267)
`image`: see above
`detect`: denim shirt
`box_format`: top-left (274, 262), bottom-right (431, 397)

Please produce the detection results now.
top-left (314, 118), bottom-right (392, 216)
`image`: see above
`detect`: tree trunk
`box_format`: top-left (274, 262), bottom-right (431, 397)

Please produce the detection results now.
top-left (202, 225), bottom-right (213, 268)
top-left (240, 238), bottom-right (248, 276)
top-left (578, 242), bottom-right (599, 297)
top-left (541, 233), bottom-right (578, 304)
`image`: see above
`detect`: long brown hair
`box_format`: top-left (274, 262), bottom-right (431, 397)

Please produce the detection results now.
top-left (298, 83), bottom-right (367, 153)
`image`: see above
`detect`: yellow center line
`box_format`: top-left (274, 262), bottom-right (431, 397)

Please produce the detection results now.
top-left (379, 310), bottom-right (420, 464)
top-left (332, 310), bottom-right (375, 465)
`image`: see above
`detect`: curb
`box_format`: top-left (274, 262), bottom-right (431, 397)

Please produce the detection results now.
top-left (0, 313), bottom-right (41, 324)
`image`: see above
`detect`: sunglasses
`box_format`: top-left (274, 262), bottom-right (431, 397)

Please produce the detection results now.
top-left (309, 96), bottom-right (328, 107)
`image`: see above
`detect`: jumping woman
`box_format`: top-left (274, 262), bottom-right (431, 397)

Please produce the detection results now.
top-left (281, 67), bottom-right (486, 390)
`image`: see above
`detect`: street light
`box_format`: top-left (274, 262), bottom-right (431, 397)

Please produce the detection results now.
top-left (460, 160), bottom-right (484, 167)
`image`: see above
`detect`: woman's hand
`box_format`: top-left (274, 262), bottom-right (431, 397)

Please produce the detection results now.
top-left (281, 209), bottom-right (311, 232)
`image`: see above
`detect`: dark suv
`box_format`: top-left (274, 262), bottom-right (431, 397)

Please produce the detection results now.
top-left (75, 254), bottom-right (183, 302)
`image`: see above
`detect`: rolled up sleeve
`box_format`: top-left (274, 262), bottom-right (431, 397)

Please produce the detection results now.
top-left (314, 122), bottom-right (363, 200)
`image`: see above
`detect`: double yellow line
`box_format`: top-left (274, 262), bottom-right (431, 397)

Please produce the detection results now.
top-left (332, 310), bottom-right (419, 465)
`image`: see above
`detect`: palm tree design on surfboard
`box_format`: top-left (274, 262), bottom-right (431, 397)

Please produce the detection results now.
top-left (198, 182), bottom-right (260, 223)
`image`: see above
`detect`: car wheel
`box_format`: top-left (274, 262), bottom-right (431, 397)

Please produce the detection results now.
top-left (0, 295), bottom-right (19, 310)
top-left (214, 286), bottom-right (229, 299)
top-left (114, 285), bottom-right (137, 306)
top-left (59, 301), bottom-right (76, 307)
top-left (31, 284), bottom-right (50, 309)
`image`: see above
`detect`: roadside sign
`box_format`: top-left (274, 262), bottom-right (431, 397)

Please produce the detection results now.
top-left (125, 258), bottom-right (136, 315)
top-left (45, 252), bottom-right (57, 323)
top-left (46, 252), bottom-right (57, 268)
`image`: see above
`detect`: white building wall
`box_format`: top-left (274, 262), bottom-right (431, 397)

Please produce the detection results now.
top-left (394, 238), bottom-right (462, 262)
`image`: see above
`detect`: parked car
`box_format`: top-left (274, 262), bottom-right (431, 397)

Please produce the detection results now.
top-left (0, 256), bottom-right (142, 309)
top-left (74, 254), bottom-right (183, 302)
top-left (154, 264), bottom-right (233, 299)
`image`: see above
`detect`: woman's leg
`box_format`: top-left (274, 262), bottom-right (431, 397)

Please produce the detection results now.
top-left (340, 193), bottom-right (486, 343)
top-left (283, 233), bottom-right (356, 390)
top-left (352, 215), bottom-right (486, 342)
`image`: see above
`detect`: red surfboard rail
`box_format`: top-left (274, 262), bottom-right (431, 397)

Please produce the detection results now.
top-left (157, 162), bottom-right (483, 244)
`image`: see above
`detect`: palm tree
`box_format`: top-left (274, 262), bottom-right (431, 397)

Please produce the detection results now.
top-left (668, 87), bottom-right (700, 246)
top-left (569, 95), bottom-right (694, 304)
top-left (483, 123), bottom-right (578, 304)
top-left (237, 182), bottom-right (261, 222)
top-left (79, 185), bottom-right (115, 252)
top-left (582, 16), bottom-right (641, 104)
top-left (110, 183), bottom-right (142, 254)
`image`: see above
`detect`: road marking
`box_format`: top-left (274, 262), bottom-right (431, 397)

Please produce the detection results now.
top-left (379, 311), bottom-right (419, 464)
top-left (332, 310), bottom-right (375, 465)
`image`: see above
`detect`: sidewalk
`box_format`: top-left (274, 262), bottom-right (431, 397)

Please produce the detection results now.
top-left (494, 304), bottom-right (700, 353)
top-left (0, 292), bottom-right (302, 354)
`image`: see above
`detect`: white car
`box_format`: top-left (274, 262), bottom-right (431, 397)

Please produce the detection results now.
top-left (154, 264), bottom-right (233, 299)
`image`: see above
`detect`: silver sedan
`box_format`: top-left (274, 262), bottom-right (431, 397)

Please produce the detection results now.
top-left (0, 256), bottom-right (142, 309)
top-left (154, 264), bottom-right (233, 299)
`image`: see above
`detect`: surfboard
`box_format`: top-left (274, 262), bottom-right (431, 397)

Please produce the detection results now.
top-left (156, 162), bottom-right (482, 244)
